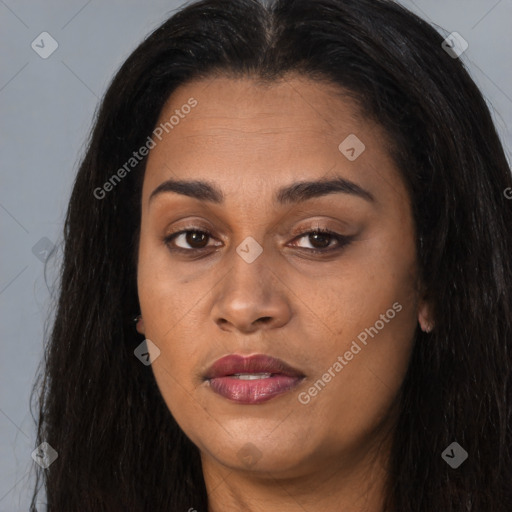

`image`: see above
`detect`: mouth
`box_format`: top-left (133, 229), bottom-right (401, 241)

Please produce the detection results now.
top-left (204, 354), bottom-right (305, 404)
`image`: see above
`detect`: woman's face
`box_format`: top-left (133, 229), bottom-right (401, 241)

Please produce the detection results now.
top-left (137, 75), bottom-right (431, 478)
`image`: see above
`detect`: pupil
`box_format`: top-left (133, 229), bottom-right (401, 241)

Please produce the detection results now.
top-left (187, 231), bottom-right (207, 248)
top-left (310, 232), bottom-right (331, 248)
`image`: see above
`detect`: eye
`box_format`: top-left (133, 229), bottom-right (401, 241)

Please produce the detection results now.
top-left (164, 229), bottom-right (218, 252)
top-left (163, 227), bottom-right (353, 255)
top-left (290, 228), bottom-right (353, 254)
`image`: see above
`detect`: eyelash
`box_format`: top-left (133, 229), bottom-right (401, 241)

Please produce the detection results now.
top-left (163, 226), bottom-right (353, 255)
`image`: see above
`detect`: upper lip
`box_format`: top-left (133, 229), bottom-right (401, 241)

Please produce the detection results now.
top-left (204, 354), bottom-right (305, 380)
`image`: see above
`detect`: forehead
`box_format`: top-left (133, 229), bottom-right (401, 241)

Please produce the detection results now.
top-left (142, 75), bottom-right (401, 205)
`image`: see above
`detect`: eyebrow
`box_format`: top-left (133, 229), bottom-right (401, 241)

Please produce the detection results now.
top-left (149, 176), bottom-right (375, 206)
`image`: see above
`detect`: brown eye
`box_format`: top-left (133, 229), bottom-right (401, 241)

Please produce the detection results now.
top-left (164, 227), bottom-right (352, 256)
top-left (306, 232), bottom-right (332, 249)
top-left (164, 229), bottom-right (216, 251)
top-left (182, 231), bottom-right (209, 249)
top-left (291, 229), bottom-right (352, 253)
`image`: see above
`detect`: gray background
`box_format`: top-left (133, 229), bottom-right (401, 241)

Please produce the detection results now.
top-left (1, 0), bottom-right (511, 509)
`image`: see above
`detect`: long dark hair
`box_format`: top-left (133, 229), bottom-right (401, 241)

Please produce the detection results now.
top-left (30, 0), bottom-right (512, 510)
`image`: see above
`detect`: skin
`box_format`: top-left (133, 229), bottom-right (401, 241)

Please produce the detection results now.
top-left (136, 75), bottom-right (433, 511)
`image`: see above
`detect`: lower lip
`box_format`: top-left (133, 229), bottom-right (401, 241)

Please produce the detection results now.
top-left (207, 375), bottom-right (303, 404)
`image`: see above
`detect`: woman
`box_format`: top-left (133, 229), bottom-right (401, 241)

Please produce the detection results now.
top-left (30, 0), bottom-right (512, 510)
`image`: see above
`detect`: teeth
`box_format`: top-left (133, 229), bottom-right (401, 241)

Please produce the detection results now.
top-left (231, 373), bottom-right (273, 380)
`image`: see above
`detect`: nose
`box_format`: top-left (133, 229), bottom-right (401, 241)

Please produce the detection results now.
top-left (211, 248), bottom-right (292, 334)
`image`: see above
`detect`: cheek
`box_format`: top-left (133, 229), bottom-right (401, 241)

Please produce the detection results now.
top-left (300, 235), bottom-right (419, 428)
top-left (136, 240), bottom-right (205, 428)
top-left (137, 232), bottom-right (185, 360)
top-left (316, 232), bottom-right (418, 341)
top-left (137, 225), bottom-right (191, 320)
top-left (295, 298), bottom-right (416, 454)
top-left (136, 229), bottom-right (217, 387)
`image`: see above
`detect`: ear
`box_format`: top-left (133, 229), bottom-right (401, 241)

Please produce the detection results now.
top-left (418, 300), bottom-right (434, 333)
top-left (136, 315), bottom-right (145, 335)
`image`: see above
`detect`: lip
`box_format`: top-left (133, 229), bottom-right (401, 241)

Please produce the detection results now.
top-left (204, 354), bottom-right (305, 404)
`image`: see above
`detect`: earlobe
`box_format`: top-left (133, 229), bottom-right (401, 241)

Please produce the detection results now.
top-left (418, 302), bottom-right (434, 333)
top-left (134, 314), bottom-right (145, 335)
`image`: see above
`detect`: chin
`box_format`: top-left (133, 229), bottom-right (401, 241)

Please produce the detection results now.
top-left (198, 430), bottom-right (316, 475)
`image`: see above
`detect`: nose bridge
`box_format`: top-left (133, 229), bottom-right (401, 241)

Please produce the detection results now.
top-left (226, 235), bottom-right (270, 300)
top-left (212, 235), bottom-right (290, 331)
